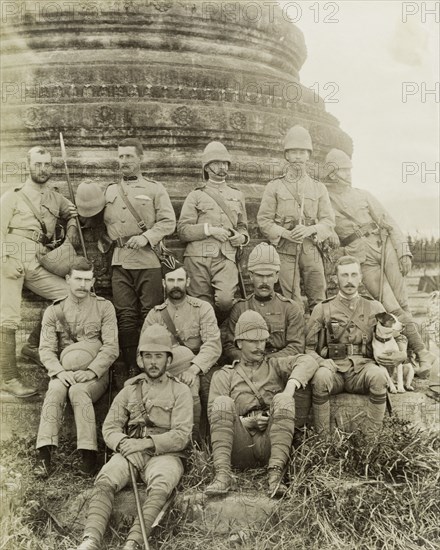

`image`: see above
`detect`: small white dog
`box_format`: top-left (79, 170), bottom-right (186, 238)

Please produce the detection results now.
top-left (373, 312), bottom-right (415, 393)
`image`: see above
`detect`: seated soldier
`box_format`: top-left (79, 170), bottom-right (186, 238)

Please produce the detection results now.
top-left (76, 324), bottom-right (193, 550)
top-left (306, 255), bottom-right (407, 436)
top-left (142, 264), bottom-right (221, 441)
top-left (207, 310), bottom-right (318, 498)
top-left (35, 257), bottom-right (118, 476)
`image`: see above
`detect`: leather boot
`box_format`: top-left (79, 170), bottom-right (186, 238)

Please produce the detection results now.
top-left (35, 445), bottom-right (54, 479)
top-left (0, 327), bottom-right (37, 398)
top-left (79, 450), bottom-right (97, 476)
top-left (268, 467), bottom-right (288, 498)
top-left (21, 312), bottom-right (44, 367)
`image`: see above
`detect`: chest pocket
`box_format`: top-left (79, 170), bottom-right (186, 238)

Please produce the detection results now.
top-left (144, 398), bottom-right (173, 428)
top-left (225, 197), bottom-right (241, 218)
top-left (132, 194), bottom-right (155, 229)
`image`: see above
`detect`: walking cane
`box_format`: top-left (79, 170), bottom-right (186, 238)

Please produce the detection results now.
top-left (104, 367), bottom-right (114, 464)
top-left (129, 462), bottom-right (150, 550)
top-left (59, 132), bottom-right (88, 259)
top-left (291, 188), bottom-right (305, 301)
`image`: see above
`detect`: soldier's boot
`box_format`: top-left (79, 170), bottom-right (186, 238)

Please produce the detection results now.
top-left (312, 392), bottom-right (331, 434)
top-left (205, 396), bottom-right (235, 496)
top-left (35, 445), bottom-right (54, 479)
top-left (267, 393), bottom-right (295, 498)
top-left (125, 489), bottom-right (169, 547)
top-left (79, 450), bottom-right (97, 476)
top-left (364, 391), bottom-right (387, 437)
top-left (192, 395), bottom-right (202, 445)
top-left (21, 313), bottom-right (44, 367)
top-left (0, 327), bottom-right (37, 398)
top-left (120, 332), bottom-right (141, 379)
top-left (80, 483), bottom-right (115, 548)
top-left (294, 385), bottom-right (312, 429)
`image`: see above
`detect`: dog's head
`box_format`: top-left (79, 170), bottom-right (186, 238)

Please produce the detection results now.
top-left (375, 312), bottom-right (403, 333)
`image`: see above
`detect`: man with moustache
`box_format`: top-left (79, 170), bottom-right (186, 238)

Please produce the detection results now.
top-left (0, 146), bottom-right (79, 397)
top-left (141, 264), bottom-right (221, 440)
top-left (36, 257), bottom-right (118, 476)
top-left (207, 310), bottom-right (318, 497)
top-left (323, 148), bottom-right (435, 376)
top-left (306, 255), bottom-right (407, 436)
top-left (102, 138), bottom-right (175, 375)
top-left (257, 125), bottom-right (335, 312)
top-left (177, 141), bottom-right (249, 318)
top-left (222, 243), bottom-right (312, 427)
top-left (76, 324), bottom-right (193, 550)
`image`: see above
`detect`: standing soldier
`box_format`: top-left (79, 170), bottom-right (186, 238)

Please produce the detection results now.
top-left (102, 138), bottom-right (176, 375)
top-left (141, 264), bottom-right (221, 440)
top-left (0, 146), bottom-right (79, 397)
top-left (36, 257), bottom-right (118, 476)
top-left (323, 148), bottom-right (435, 375)
top-left (75, 324), bottom-right (193, 550)
top-left (222, 243), bottom-right (312, 427)
top-left (207, 310), bottom-right (318, 497)
top-left (257, 125), bottom-right (335, 312)
top-left (306, 256), bottom-right (406, 436)
top-left (177, 141), bottom-right (249, 318)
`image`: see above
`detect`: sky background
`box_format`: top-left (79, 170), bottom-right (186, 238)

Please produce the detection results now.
top-left (283, 0), bottom-right (439, 237)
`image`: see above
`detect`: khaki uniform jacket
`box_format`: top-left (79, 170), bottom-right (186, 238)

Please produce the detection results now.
top-left (305, 293), bottom-right (407, 372)
top-left (142, 296), bottom-right (221, 374)
top-left (208, 356), bottom-right (317, 419)
top-left (177, 181), bottom-right (249, 261)
top-left (104, 176), bottom-right (176, 269)
top-left (257, 173), bottom-right (334, 256)
top-left (327, 184), bottom-right (412, 261)
top-left (103, 373), bottom-right (193, 456)
top-left (222, 293), bottom-right (305, 362)
top-left (39, 293), bottom-right (119, 378)
top-left (1, 180), bottom-right (76, 262)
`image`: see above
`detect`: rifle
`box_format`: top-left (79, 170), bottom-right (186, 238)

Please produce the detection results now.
top-left (59, 132), bottom-right (88, 259)
top-left (236, 245), bottom-right (247, 299)
top-left (378, 215), bottom-right (389, 303)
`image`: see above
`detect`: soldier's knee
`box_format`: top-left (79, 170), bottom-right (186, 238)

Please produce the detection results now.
top-left (366, 366), bottom-right (388, 389)
top-left (214, 291), bottom-right (234, 312)
top-left (68, 383), bottom-right (89, 401)
top-left (311, 367), bottom-right (334, 393)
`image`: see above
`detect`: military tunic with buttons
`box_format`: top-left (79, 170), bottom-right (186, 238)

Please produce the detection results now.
top-left (0, 179), bottom-right (76, 329)
top-left (142, 295), bottom-right (221, 375)
top-left (257, 172), bottom-right (335, 310)
top-left (327, 184), bottom-right (424, 355)
top-left (103, 175), bottom-right (176, 355)
top-left (37, 293), bottom-right (119, 452)
top-left (177, 180), bottom-right (249, 311)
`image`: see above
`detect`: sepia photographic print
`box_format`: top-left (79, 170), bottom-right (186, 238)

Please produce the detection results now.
top-left (1, 1), bottom-right (439, 549)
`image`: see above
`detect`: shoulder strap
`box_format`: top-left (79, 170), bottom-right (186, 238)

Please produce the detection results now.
top-left (160, 308), bottom-right (185, 346)
top-left (202, 187), bottom-right (237, 229)
top-left (17, 190), bottom-right (48, 234)
top-left (323, 301), bottom-right (335, 342)
top-left (280, 179), bottom-right (302, 211)
top-left (118, 183), bottom-right (147, 231)
top-left (53, 302), bottom-right (77, 343)
top-left (235, 364), bottom-right (268, 409)
top-left (333, 300), bottom-right (364, 343)
top-left (329, 194), bottom-right (360, 226)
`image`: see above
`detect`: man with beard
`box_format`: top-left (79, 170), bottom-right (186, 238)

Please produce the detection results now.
top-left (0, 146), bottom-right (79, 397)
top-left (102, 138), bottom-right (175, 376)
top-left (141, 264), bottom-right (221, 440)
top-left (306, 255), bottom-right (407, 436)
top-left (257, 125), bottom-right (335, 312)
top-left (177, 141), bottom-right (249, 319)
top-left (323, 148), bottom-right (435, 377)
top-left (207, 310), bottom-right (318, 497)
top-left (222, 243), bottom-right (312, 428)
top-left (75, 324), bottom-right (193, 550)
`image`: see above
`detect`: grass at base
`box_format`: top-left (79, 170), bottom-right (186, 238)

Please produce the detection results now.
top-left (1, 416), bottom-right (439, 550)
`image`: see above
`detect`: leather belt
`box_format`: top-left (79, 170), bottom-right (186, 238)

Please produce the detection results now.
top-left (8, 228), bottom-right (46, 244)
top-left (113, 235), bottom-right (134, 247)
top-left (340, 222), bottom-right (378, 247)
top-left (345, 343), bottom-right (364, 356)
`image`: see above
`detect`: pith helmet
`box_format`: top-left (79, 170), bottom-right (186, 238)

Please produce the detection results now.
top-left (60, 340), bottom-right (102, 371)
top-left (169, 345), bottom-right (195, 376)
top-left (202, 141), bottom-right (232, 180)
top-left (76, 181), bottom-right (105, 217)
top-left (248, 243), bottom-right (280, 274)
top-left (234, 310), bottom-right (270, 342)
top-left (284, 125), bottom-right (313, 153)
top-left (138, 324), bottom-right (173, 357)
top-left (324, 149), bottom-right (353, 177)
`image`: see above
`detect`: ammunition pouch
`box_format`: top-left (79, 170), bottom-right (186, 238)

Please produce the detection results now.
top-left (328, 343), bottom-right (349, 360)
